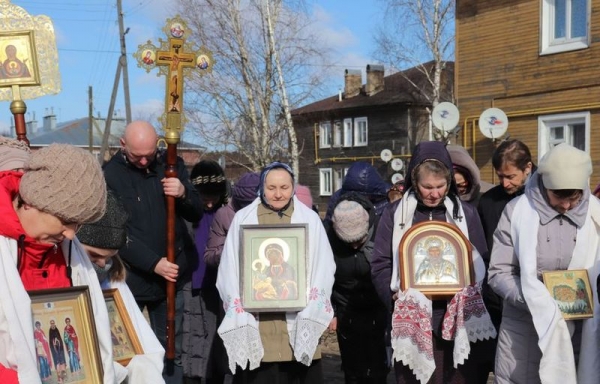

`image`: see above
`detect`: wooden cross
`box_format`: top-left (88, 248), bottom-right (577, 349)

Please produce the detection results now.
top-left (134, 16), bottom-right (213, 360)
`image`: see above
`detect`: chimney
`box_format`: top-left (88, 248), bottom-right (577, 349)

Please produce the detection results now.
top-left (366, 64), bottom-right (384, 96)
top-left (26, 111), bottom-right (38, 134)
top-left (43, 108), bottom-right (57, 132)
top-left (344, 69), bottom-right (362, 99)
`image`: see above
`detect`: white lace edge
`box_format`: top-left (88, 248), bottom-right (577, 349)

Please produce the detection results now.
top-left (289, 317), bottom-right (328, 366)
top-left (219, 324), bottom-right (264, 374)
top-left (391, 337), bottom-right (435, 384)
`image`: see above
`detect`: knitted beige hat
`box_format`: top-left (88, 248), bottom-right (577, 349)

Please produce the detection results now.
top-left (0, 136), bottom-right (30, 171)
top-left (20, 144), bottom-right (107, 224)
top-left (332, 200), bottom-right (369, 243)
top-left (538, 143), bottom-right (592, 190)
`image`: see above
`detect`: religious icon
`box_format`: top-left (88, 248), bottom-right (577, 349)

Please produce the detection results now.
top-left (399, 221), bottom-right (474, 298)
top-left (543, 269), bottom-right (594, 320)
top-left (241, 224), bottom-right (308, 312)
top-left (170, 22), bottom-right (185, 38)
top-left (103, 289), bottom-right (144, 366)
top-left (196, 54), bottom-right (210, 70)
top-left (0, 31), bottom-right (40, 87)
top-left (30, 287), bottom-right (103, 383)
top-left (142, 49), bottom-right (155, 65)
top-left (252, 240), bottom-right (298, 301)
top-left (414, 236), bottom-right (459, 285)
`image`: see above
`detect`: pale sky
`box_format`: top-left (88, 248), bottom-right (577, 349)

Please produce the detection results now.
top-left (1, 0), bottom-right (384, 142)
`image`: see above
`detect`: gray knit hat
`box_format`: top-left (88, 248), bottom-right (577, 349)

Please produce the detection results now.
top-left (77, 190), bottom-right (128, 249)
top-left (332, 200), bottom-right (369, 243)
top-left (20, 144), bottom-right (107, 224)
top-left (0, 136), bottom-right (30, 171)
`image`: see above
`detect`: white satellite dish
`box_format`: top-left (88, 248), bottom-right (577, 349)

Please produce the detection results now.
top-left (391, 173), bottom-right (404, 184)
top-left (380, 149), bottom-right (393, 162)
top-left (390, 158), bottom-right (404, 171)
top-left (432, 102), bottom-right (460, 132)
top-left (479, 108), bottom-right (508, 139)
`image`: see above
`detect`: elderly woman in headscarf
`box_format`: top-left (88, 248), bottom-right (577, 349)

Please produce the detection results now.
top-left (216, 162), bottom-right (335, 383)
top-left (371, 141), bottom-right (495, 384)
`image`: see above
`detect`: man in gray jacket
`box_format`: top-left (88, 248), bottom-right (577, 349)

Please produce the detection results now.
top-left (488, 143), bottom-right (600, 384)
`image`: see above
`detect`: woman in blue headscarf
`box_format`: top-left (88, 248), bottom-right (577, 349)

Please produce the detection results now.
top-left (216, 162), bottom-right (335, 383)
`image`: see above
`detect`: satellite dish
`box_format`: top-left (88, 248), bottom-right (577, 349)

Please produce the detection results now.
top-left (391, 173), bottom-right (404, 184)
top-left (432, 102), bottom-right (460, 132)
top-left (479, 108), bottom-right (508, 139)
top-left (380, 149), bottom-right (392, 162)
top-left (390, 158), bottom-right (404, 171)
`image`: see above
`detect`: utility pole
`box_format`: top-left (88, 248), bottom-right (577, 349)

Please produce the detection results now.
top-left (117, 0), bottom-right (132, 124)
top-left (88, 86), bottom-right (93, 152)
top-left (101, 0), bottom-right (131, 162)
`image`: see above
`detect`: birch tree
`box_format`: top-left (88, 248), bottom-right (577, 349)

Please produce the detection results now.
top-left (176, 0), bottom-right (330, 175)
top-left (374, 0), bottom-right (455, 142)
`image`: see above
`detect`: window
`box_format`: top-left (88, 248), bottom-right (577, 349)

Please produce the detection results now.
top-left (538, 112), bottom-right (589, 160)
top-left (541, 0), bottom-right (589, 55)
top-left (333, 121), bottom-right (342, 147)
top-left (354, 117), bottom-right (368, 146)
top-left (343, 118), bottom-right (353, 147)
top-left (319, 122), bottom-right (331, 148)
top-left (319, 168), bottom-right (333, 196)
top-left (334, 169), bottom-right (344, 192)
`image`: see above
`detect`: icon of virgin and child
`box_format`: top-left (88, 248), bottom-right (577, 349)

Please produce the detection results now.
top-left (251, 238), bottom-right (298, 301)
top-left (413, 236), bottom-right (459, 285)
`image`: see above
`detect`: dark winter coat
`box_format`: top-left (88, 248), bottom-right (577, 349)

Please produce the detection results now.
top-left (324, 161), bottom-right (391, 226)
top-left (103, 149), bottom-right (202, 301)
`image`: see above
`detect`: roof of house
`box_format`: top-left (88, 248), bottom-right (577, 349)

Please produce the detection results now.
top-left (28, 117), bottom-right (203, 149)
top-left (291, 61), bottom-right (454, 116)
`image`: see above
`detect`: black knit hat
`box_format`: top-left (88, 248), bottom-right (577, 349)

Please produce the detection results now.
top-left (77, 190), bottom-right (128, 250)
top-left (190, 160), bottom-right (227, 196)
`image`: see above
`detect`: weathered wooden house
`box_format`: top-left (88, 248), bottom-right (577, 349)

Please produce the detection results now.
top-left (456, 0), bottom-right (599, 186)
top-left (291, 62), bottom-right (454, 212)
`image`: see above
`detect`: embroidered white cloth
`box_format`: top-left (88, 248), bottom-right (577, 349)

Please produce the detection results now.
top-left (216, 197), bottom-right (336, 373)
top-left (511, 195), bottom-right (600, 384)
top-left (389, 191), bottom-right (494, 383)
top-left (391, 288), bottom-right (434, 383)
top-left (441, 283), bottom-right (496, 366)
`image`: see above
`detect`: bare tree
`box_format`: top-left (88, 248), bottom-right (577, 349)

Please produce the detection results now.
top-left (176, 0), bottom-right (331, 175)
top-left (374, 0), bottom-right (455, 141)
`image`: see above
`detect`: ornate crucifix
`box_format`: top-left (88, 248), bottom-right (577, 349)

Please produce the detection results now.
top-left (135, 15), bottom-right (213, 359)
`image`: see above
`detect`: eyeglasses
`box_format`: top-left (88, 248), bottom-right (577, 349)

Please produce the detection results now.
top-left (456, 181), bottom-right (469, 189)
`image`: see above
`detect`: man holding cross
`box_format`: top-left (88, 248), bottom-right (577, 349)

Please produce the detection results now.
top-left (103, 120), bottom-right (202, 383)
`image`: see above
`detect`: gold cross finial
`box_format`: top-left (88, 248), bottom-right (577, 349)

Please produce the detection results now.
top-left (134, 16), bottom-right (214, 144)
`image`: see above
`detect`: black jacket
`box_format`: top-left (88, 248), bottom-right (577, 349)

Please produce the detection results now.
top-left (103, 150), bottom-right (202, 301)
top-left (325, 192), bottom-right (383, 314)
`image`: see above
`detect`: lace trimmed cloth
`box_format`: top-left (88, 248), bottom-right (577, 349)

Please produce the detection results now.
top-left (391, 284), bottom-right (496, 383)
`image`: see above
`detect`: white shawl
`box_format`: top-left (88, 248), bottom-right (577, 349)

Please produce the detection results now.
top-left (511, 195), bottom-right (600, 384)
top-left (216, 197), bottom-right (336, 373)
top-left (0, 236), bottom-right (127, 384)
top-left (103, 280), bottom-right (165, 384)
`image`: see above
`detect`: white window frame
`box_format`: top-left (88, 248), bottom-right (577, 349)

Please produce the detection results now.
top-left (333, 168), bottom-right (344, 192)
top-left (537, 111), bottom-right (589, 161)
top-left (343, 118), bottom-right (353, 147)
top-left (333, 121), bottom-right (342, 147)
top-left (354, 117), bottom-right (368, 146)
top-left (319, 121), bottom-right (331, 149)
top-left (319, 168), bottom-right (333, 196)
top-left (540, 0), bottom-right (590, 55)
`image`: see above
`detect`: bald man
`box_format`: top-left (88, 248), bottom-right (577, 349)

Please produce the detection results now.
top-left (103, 120), bottom-right (202, 383)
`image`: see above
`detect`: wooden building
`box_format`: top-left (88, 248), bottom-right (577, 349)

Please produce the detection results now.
top-left (456, 0), bottom-right (600, 186)
top-left (292, 62), bottom-right (454, 212)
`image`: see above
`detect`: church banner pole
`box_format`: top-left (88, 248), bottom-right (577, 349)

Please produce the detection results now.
top-left (135, 15), bottom-right (214, 359)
